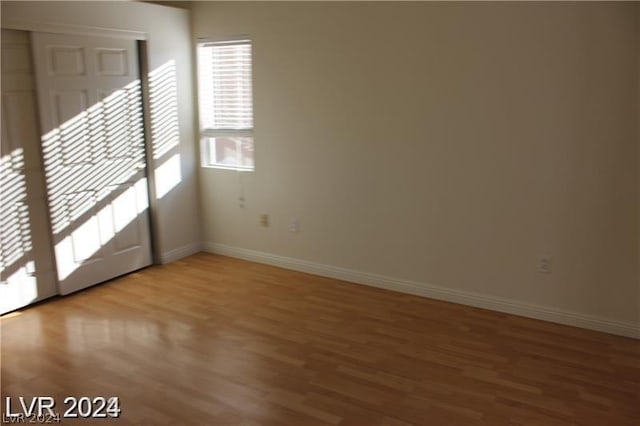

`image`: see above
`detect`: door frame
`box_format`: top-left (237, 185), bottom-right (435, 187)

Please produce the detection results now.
top-left (3, 22), bottom-right (162, 297)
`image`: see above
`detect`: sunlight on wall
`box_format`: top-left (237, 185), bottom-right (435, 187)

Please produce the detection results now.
top-left (149, 60), bottom-right (182, 199)
top-left (154, 154), bottom-right (182, 199)
top-left (149, 60), bottom-right (179, 160)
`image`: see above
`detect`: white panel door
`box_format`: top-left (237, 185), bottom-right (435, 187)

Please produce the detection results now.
top-left (1, 30), bottom-right (58, 313)
top-left (31, 32), bottom-right (152, 295)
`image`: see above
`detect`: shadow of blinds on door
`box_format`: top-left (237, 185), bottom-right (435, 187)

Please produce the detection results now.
top-left (31, 32), bottom-right (152, 295)
top-left (0, 29), bottom-right (58, 314)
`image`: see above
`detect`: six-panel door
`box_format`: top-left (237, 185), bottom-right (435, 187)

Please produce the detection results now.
top-left (31, 32), bottom-right (152, 295)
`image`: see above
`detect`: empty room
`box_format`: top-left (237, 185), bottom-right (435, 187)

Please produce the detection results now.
top-left (1, 1), bottom-right (639, 425)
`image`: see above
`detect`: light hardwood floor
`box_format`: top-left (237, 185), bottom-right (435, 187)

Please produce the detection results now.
top-left (1, 253), bottom-right (639, 425)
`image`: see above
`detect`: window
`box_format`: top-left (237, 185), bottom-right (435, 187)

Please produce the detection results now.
top-left (197, 39), bottom-right (254, 170)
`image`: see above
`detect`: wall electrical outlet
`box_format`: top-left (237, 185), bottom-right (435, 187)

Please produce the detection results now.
top-left (259, 213), bottom-right (269, 227)
top-left (537, 256), bottom-right (552, 274)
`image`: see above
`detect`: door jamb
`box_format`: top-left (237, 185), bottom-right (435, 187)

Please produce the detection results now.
top-left (137, 40), bottom-right (162, 264)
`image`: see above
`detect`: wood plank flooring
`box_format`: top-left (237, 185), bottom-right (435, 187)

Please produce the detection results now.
top-left (1, 253), bottom-right (639, 425)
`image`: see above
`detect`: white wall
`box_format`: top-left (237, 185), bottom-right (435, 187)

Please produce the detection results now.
top-left (194, 2), bottom-right (640, 336)
top-left (1, 1), bottom-right (202, 264)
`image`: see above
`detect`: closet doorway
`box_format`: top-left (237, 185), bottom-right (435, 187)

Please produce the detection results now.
top-left (1, 30), bottom-right (153, 312)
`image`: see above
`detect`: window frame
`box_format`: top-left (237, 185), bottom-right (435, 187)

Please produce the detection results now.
top-left (196, 36), bottom-right (255, 171)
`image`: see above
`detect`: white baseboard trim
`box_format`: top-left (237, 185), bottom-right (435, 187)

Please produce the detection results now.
top-left (204, 242), bottom-right (639, 339)
top-left (160, 242), bottom-right (203, 264)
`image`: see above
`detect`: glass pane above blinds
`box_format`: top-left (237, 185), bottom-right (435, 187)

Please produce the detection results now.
top-left (198, 41), bottom-right (253, 131)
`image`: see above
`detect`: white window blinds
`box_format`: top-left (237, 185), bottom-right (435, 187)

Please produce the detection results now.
top-left (198, 40), bottom-right (253, 131)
